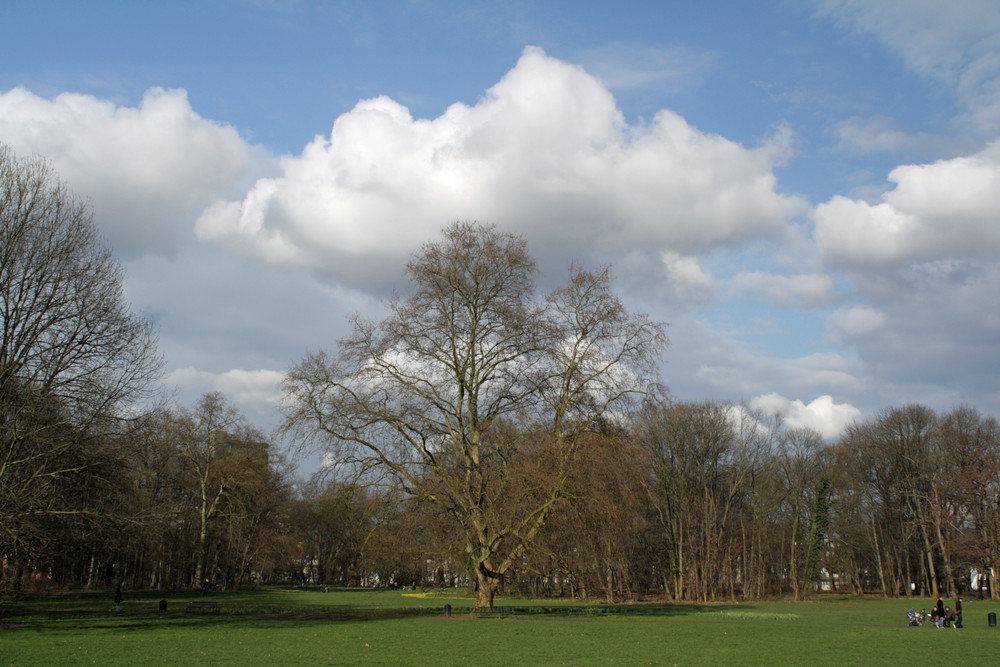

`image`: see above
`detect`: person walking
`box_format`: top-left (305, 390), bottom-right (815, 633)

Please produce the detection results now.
top-left (955, 597), bottom-right (963, 628)
top-left (114, 587), bottom-right (123, 613)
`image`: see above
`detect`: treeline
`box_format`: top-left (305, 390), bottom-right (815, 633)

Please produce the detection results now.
top-left (338, 400), bottom-right (998, 603)
top-left (518, 401), bottom-right (1000, 603)
top-left (5, 393), bottom-right (999, 603)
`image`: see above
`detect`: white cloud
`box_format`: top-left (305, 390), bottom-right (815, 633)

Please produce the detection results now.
top-left (731, 271), bottom-right (834, 308)
top-left (0, 86), bottom-right (269, 257)
top-left (818, 0), bottom-right (1000, 136)
top-left (166, 367), bottom-right (285, 425)
top-left (660, 251), bottom-right (715, 302)
top-left (196, 46), bottom-right (805, 289)
top-left (818, 0), bottom-right (999, 80)
top-left (750, 392), bottom-right (861, 439)
top-left (826, 306), bottom-right (886, 345)
top-left (814, 139), bottom-right (1000, 268)
top-left (694, 345), bottom-right (863, 401)
top-left (826, 260), bottom-right (1000, 398)
top-left (835, 115), bottom-right (917, 153)
top-left (577, 43), bottom-right (721, 93)
top-left (801, 7), bottom-right (1000, 418)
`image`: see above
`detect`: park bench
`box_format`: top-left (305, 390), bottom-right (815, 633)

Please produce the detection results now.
top-left (472, 606), bottom-right (506, 618)
top-left (186, 601), bottom-right (219, 614)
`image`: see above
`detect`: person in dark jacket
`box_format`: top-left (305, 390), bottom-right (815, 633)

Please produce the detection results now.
top-left (935, 596), bottom-right (946, 628)
top-left (114, 587), bottom-right (123, 613)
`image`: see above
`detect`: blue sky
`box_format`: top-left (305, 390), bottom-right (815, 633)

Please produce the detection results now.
top-left (3, 0), bottom-right (1000, 452)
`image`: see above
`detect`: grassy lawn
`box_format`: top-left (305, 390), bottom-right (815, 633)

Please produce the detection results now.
top-left (3, 588), bottom-right (998, 665)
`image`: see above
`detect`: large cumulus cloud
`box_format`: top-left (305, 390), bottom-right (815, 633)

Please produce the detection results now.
top-left (196, 46), bottom-right (805, 290)
top-left (0, 86), bottom-right (268, 257)
top-left (813, 139), bottom-right (1000, 410)
top-left (750, 393), bottom-right (861, 440)
top-left (815, 140), bottom-right (1000, 268)
top-left (804, 1), bottom-right (1000, 420)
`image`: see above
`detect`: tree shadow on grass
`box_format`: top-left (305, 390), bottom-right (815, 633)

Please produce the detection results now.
top-left (2, 610), bottom-right (389, 634)
top-left (3, 589), bottom-right (761, 633)
top-left (499, 602), bottom-right (744, 618)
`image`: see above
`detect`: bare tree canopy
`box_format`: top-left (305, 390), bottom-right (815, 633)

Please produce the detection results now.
top-left (284, 220), bottom-right (668, 606)
top-left (1, 143), bottom-right (163, 562)
top-left (173, 392), bottom-right (268, 586)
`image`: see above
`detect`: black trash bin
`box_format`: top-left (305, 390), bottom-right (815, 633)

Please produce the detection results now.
top-left (989, 612), bottom-right (996, 627)
top-left (444, 604), bottom-right (452, 617)
top-left (159, 599), bottom-right (167, 612)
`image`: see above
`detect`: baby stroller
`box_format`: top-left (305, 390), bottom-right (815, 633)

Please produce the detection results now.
top-left (907, 608), bottom-right (924, 626)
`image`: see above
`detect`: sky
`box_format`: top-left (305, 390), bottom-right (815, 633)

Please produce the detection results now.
top-left (2, 0), bottom-right (1000, 461)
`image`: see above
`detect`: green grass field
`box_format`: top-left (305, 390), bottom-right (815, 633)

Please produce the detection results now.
top-left (2, 588), bottom-right (998, 665)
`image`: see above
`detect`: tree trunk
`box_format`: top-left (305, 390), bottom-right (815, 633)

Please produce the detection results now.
top-left (475, 565), bottom-right (499, 608)
top-left (194, 507), bottom-right (207, 587)
top-left (86, 552), bottom-right (96, 589)
top-left (919, 524), bottom-right (939, 598)
top-left (931, 512), bottom-right (955, 597)
top-left (870, 511), bottom-right (887, 597)
top-left (790, 512), bottom-right (802, 601)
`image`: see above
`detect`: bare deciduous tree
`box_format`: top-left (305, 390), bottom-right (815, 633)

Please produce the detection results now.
top-left (283, 221), bottom-right (667, 607)
top-left (174, 392), bottom-right (264, 587)
top-left (640, 401), bottom-right (767, 601)
top-left (773, 426), bottom-right (826, 600)
top-left (0, 144), bottom-right (162, 584)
